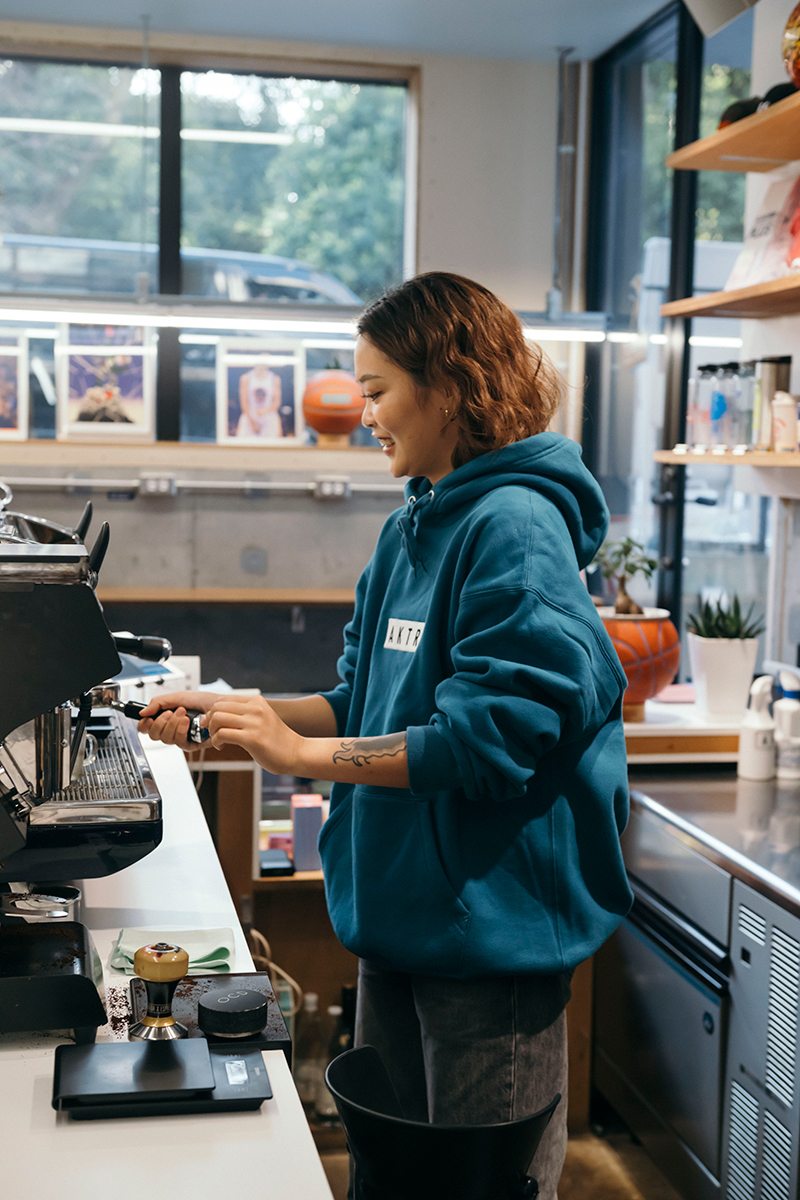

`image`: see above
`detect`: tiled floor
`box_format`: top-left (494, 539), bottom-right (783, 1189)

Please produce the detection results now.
top-left (320, 1131), bottom-right (684, 1199)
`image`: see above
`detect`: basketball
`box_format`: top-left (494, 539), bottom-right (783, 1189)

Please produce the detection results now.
top-left (302, 370), bottom-right (364, 436)
top-left (603, 613), bottom-right (681, 706)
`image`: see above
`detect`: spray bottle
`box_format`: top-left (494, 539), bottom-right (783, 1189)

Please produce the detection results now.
top-left (738, 675), bottom-right (776, 781)
top-left (774, 670), bottom-right (800, 780)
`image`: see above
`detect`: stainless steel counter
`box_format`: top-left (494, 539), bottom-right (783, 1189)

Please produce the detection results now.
top-left (602, 765), bottom-right (800, 1200)
top-left (629, 764), bottom-right (800, 923)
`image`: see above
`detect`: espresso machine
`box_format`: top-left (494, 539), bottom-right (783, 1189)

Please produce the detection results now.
top-left (0, 486), bottom-right (165, 889)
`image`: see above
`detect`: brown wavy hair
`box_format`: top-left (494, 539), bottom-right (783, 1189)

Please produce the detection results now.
top-left (357, 272), bottom-right (564, 470)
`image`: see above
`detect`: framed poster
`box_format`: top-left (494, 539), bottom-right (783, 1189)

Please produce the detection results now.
top-left (215, 339), bottom-right (305, 444)
top-left (56, 323), bottom-right (156, 440)
top-left (0, 331), bottom-right (29, 441)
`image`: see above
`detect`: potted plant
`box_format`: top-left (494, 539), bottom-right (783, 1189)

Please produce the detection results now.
top-left (593, 536), bottom-right (658, 615)
top-left (686, 596), bottom-right (765, 719)
top-left (592, 537), bottom-right (680, 722)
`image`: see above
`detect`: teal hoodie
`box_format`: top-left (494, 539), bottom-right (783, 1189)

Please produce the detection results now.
top-left (319, 432), bottom-right (633, 978)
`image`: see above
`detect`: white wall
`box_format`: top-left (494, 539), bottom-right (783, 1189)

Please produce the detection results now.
top-left (417, 56), bottom-right (556, 308)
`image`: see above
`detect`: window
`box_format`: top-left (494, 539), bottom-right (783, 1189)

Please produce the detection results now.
top-left (586, 3), bottom-right (680, 605)
top-left (588, 3), bottom-right (766, 671)
top-left (180, 71), bottom-right (407, 307)
top-left (0, 58), bottom-right (159, 297)
top-left (0, 56), bottom-right (408, 308)
top-left (683, 7), bottom-right (769, 669)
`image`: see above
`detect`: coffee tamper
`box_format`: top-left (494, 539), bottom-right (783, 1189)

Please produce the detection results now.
top-left (128, 942), bottom-right (190, 1041)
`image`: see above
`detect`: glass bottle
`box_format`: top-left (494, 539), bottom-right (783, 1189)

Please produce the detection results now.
top-left (293, 992), bottom-right (325, 1118)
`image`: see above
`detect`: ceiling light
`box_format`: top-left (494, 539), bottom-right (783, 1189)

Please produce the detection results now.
top-left (523, 327), bottom-right (605, 343)
top-left (688, 335), bottom-right (743, 348)
top-left (0, 304), bottom-right (358, 335)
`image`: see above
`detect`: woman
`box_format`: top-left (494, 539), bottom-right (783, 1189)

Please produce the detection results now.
top-left (140, 272), bottom-right (632, 1198)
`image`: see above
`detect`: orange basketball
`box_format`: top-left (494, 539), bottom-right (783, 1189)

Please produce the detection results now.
top-left (302, 370), bottom-right (364, 435)
top-left (603, 612), bottom-right (681, 707)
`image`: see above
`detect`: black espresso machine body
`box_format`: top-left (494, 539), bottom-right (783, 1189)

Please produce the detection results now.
top-left (0, 496), bottom-right (163, 884)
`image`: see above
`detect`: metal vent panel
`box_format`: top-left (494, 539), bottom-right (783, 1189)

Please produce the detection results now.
top-left (728, 1081), bottom-right (759, 1200)
top-left (765, 928), bottom-right (800, 1108)
top-left (55, 725), bottom-right (147, 803)
top-left (739, 904), bottom-right (767, 945)
top-left (761, 1110), bottom-right (792, 1200)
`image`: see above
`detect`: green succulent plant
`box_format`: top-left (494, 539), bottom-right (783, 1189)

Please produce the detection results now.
top-left (686, 595), bottom-right (765, 640)
top-left (591, 537), bottom-right (658, 615)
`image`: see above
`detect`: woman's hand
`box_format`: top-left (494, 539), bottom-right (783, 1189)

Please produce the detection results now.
top-left (138, 691), bottom-right (220, 751)
top-left (206, 695), bottom-right (304, 774)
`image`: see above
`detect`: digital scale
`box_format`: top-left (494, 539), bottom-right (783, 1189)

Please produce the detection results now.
top-left (52, 1038), bottom-right (272, 1119)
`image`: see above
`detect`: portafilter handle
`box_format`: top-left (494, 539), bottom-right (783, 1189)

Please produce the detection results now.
top-left (112, 634), bottom-right (173, 663)
top-left (128, 942), bottom-right (189, 1041)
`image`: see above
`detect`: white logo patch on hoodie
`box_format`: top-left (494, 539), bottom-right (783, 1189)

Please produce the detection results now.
top-left (384, 618), bottom-right (425, 653)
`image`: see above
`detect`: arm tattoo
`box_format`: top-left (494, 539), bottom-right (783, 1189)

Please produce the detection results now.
top-left (332, 732), bottom-right (407, 768)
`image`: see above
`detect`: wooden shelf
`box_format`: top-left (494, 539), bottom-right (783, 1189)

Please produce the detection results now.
top-left (661, 273), bottom-right (800, 319)
top-left (0, 439), bottom-right (385, 473)
top-left (99, 586), bottom-right (355, 605)
top-left (666, 90), bottom-right (800, 173)
top-left (655, 449), bottom-right (800, 465)
top-left (253, 870), bottom-right (325, 891)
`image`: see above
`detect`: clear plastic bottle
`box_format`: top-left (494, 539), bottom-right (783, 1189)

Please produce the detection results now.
top-left (685, 370), bottom-right (698, 447)
top-left (738, 361), bottom-right (756, 448)
top-left (314, 1004), bottom-right (349, 1122)
top-left (694, 365), bottom-right (714, 448)
top-left (724, 362), bottom-right (745, 446)
top-left (775, 671), bottom-right (800, 780)
top-left (293, 992), bottom-right (325, 1118)
top-left (772, 391), bottom-right (799, 452)
top-left (709, 364), bottom-right (730, 448)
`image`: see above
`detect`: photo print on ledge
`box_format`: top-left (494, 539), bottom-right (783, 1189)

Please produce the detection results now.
top-left (215, 338), bottom-right (305, 445)
top-left (55, 323), bottom-right (156, 441)
top-left (0, 330), bottom-right (29, 440)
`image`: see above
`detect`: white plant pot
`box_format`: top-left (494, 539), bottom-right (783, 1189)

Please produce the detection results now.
top-left (687, 632), bottom-right (759, 719)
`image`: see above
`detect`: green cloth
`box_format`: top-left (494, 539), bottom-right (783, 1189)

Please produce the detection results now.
top-left (110, 927), bottom-right (234, 974)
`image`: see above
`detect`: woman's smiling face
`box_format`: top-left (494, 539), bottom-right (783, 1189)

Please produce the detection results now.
top-left (355, 335), bottom-right (460, 485)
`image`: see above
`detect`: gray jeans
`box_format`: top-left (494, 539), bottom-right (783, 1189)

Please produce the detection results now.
top-left (354, 960), bottom-right (570, 1200)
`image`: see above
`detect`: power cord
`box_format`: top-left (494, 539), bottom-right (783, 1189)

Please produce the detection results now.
top-left (248, 927), bottom-right (304, 1016)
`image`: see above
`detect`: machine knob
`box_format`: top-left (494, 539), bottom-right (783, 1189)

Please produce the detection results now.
top-left (128, 942), bottom-right (189, 1042)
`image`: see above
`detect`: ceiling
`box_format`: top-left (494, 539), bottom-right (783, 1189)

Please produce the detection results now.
top-left (0, 0), bottom-right (671, 61)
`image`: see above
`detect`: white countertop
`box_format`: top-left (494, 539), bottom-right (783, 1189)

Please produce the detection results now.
top-left (1, 737), bottom-right (333, 1200)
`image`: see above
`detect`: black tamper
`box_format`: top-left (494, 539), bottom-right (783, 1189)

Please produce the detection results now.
top-left (128, 942), bottom-right (190, 1041)
top-left (198, 988), bottom-right (269, 1041)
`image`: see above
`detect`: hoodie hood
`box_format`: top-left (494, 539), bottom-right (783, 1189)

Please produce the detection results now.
top-left (400, 432), bottom-right (608, 571)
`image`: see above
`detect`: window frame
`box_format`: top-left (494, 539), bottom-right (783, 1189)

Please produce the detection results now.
top-left (0, 20), bottom-right (419, 300)
top-left (585, 0), bottom-right (705, 630)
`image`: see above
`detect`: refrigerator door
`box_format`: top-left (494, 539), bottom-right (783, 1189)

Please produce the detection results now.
top-left (595, 915), bottom-right (726, 1186)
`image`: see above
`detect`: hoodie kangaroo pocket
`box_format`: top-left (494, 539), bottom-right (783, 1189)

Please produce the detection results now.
top-left (321, 784), bottom-right (470, 977)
